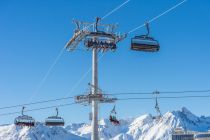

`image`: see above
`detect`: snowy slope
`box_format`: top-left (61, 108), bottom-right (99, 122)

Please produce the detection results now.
top-left (0, 123), bottom-right (87, 140)
top-left (66, 107), bottom-right (210, 140)
top-left (0, 107), bottom-right (210, 140)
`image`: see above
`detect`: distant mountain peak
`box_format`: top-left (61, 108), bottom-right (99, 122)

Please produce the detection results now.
top-left (181, 107), bottom-right (193, 115)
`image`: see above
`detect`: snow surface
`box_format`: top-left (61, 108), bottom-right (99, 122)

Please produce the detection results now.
top-left (0, 107), bottom-right (210, 140)
top-left (0, 123), bottom-right (87, 140)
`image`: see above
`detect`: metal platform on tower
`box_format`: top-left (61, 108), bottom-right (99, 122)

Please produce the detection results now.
top-left (75, 83), bottom-right (117, 106)
top-left (65, 17), bottom-right (126, 52)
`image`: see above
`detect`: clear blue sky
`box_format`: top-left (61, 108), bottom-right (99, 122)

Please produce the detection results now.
top-left (0, 0), bottom-right (210, 125)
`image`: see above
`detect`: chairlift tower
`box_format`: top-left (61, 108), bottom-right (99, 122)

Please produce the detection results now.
top-left (65, 17), bottom-right (126, 140)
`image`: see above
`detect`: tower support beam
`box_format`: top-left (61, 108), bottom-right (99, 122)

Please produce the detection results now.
top-left (91, 48), bottom-right (99, 140)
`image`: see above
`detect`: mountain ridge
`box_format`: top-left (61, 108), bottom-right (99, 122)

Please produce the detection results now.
top-left (0, 107), bottom-right (210, 140)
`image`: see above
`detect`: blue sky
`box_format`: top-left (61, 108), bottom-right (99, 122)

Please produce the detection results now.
top-left (0, 0), bottom-right (210, 125)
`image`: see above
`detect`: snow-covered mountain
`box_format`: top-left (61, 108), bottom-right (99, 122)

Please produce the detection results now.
top-left (1, 107), bottom-right (210, 140)
top-left (0, 123), bottom-right (87, 140)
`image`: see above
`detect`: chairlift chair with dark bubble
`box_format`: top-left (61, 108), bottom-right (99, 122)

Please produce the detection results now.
top-left (109, 105), bottom-right (120, 125)
top-left (45, 108), bottom-right (65, 126)
top-left (131, 22), bottom-right (160, 52)
top-left (14, 106), bottom-right (35, 127)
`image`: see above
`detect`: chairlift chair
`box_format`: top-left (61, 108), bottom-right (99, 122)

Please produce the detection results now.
top-left (153, 92), bottom-right (162, 120)
top-left (131, 22), bottom-right (160, 52)
top-left (45, 108), bottom-right (65, 126)
top-left (109, 105), bottom-right (120, 125)
top-left (14, 107), bottom-right (35, 127)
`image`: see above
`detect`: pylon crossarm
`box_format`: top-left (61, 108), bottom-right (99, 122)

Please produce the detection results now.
top-left (75, 94), bottom-right (101, 104)
top-left (75, 94), bottom-right (117, 105)
top-left (99, 97), bottom-right (117, 103)
top-left (65, 19), bottom-right (126, 53)
top-left (75, 95), bottom-right (89, 101)
top-left (89, 94), bottom-right (103, 101)
top-left (65, 30), bottom-right (89, 51)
